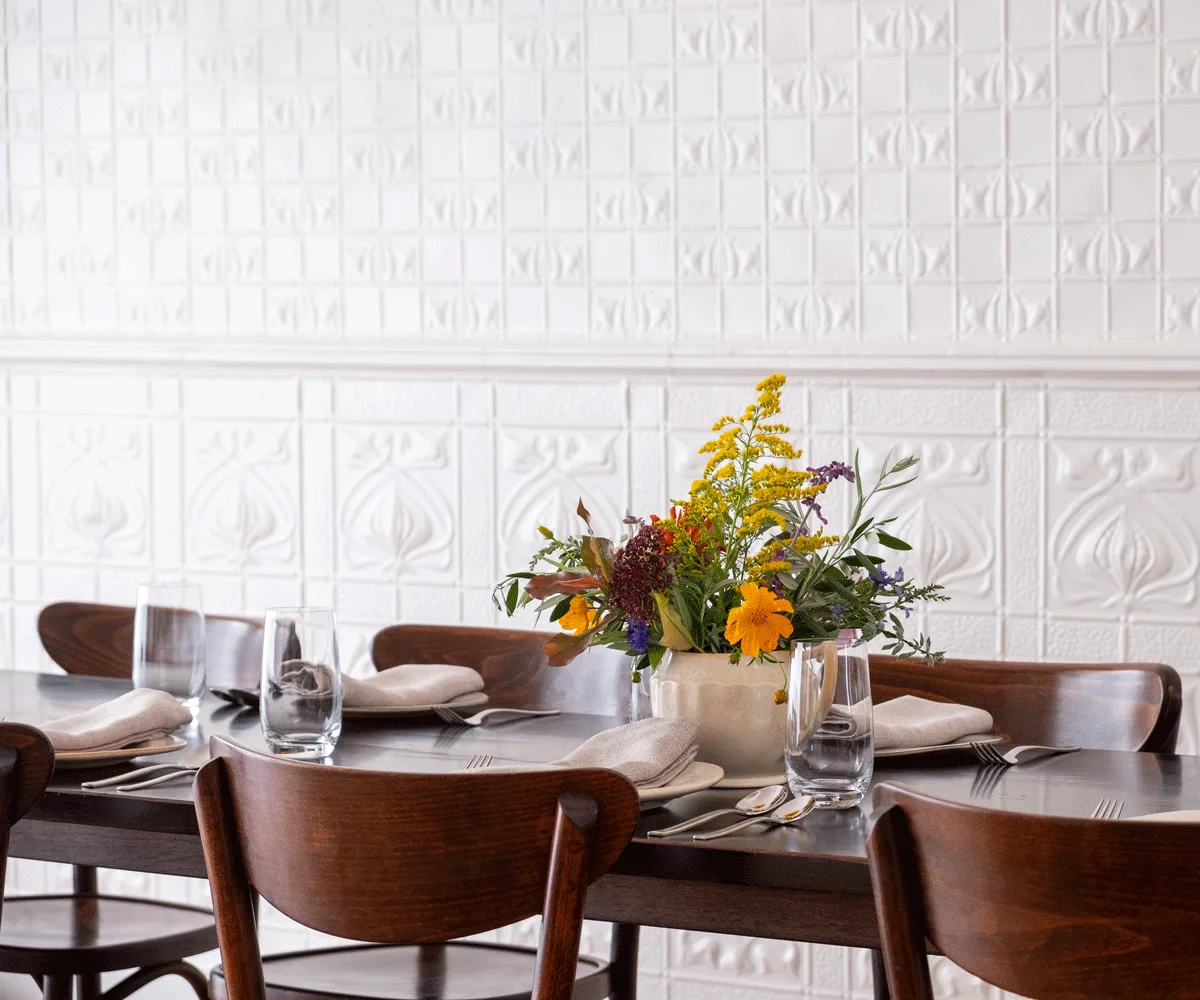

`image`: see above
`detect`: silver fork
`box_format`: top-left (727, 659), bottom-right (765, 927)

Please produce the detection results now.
top-left (970, 742), bottom-right (1080, 766)
top-left (434, 706), bottom-right (560, 727)
top-left (464, 754), bottom-right (493, 770)
top-left (1091, 797), bottom-right (1124, 820)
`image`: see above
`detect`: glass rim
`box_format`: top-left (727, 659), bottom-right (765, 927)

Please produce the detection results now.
top-left (137, 581), bottom-right (202, 592)
top-left (264, 606), bottom-right (336, 616)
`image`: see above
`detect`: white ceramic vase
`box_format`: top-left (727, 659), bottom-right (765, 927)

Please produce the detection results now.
top-left (649, 649), bottom-right (790, 781)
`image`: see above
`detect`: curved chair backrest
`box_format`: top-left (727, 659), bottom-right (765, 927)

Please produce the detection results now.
top-left (868, 781), bottom-right (1200, 1000)
top-left (195, 736), bottom-right (639, 1000)
top-left (372, 623), bottom-right (633, 717)
top-left (871, 654), bottom-right (1181, 752)
top-left (38, 601), bottom-right (264, 690)
top-left (0, 724), bottom-right (55, 908)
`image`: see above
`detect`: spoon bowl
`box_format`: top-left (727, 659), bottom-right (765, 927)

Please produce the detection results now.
top-left (692, 795), bottom-right (816, 841)
top-left (648, 784), bottom-right (788, 838)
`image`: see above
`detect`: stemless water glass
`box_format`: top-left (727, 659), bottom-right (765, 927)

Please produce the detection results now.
top-left (785, 633), bottom-right (873, 808)
top-left (261, 607), bottom-right (342, 757)
top-left (133, 583), bottom-right (205, 712)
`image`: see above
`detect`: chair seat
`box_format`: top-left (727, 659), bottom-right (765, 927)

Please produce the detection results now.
top-left (211, 941), bottom-right (612, 1000)
top-left (0, 895), bottom-right (218, 974)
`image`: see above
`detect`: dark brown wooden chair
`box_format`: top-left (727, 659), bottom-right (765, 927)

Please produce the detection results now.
top-left (25, 600), bottom-right (263, 1000)
top-left (868, 781), bottom-right (1200, 1000)
top-left (372, 623), bottom-right (633, 717)
top-left (196, 735), bottom-right (640, 1000)
top-left (871, 654), bottom-right (1182, 752)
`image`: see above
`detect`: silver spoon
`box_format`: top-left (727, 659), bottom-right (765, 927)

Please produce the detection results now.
top-left (648, 785), bottom-right (789, 838)
top-left (692, 795), bottom-right (816, 841)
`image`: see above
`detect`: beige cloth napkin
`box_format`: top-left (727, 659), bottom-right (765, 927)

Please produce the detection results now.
top-left (340, 664), bottom-right (485, 709)
top-left (41, 688), bottom-right (192, 752)
top-left (1127, 811), bottom-right (1200, 823)
top-left (554, 717), bottom-right (700, 789)
top-left (873, 695), bottom-right (994, 751)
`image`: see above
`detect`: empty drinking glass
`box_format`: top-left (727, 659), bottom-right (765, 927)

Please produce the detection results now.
top-left (133, 583), bottom-right (205, 712)
top-left (261, 608), bottom-right (342, 757)
top-left (785, 633), bottom-right (873, 808)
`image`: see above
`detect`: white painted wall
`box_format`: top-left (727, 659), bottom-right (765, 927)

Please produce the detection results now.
top-left (3, 0), bottom-right (1199, 997)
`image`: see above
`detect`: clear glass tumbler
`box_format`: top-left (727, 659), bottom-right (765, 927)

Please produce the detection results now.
top-left (133, 583), bottom-right (206, 712)
top-left (785, 633), bottom-right (873, 808)
top-left (260, 607), bottom-right (342, 757)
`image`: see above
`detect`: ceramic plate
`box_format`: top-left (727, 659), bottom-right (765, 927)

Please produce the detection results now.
top-left (716, 772), bottom-right (786, 789)
top-left (342, 690), bottom-right (489, 720)
top-left (55, 735), bottom-right (188, 770)
top-left (1128, 810), bottom-right (1200, 823)
top-left (874, 733), bottom-right (1001, 759)
top-left (638, 761), bottom-right (725, 806)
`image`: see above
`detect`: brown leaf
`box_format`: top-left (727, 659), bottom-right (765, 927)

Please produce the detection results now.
top-left (524, 572), bottom-right (599, 600)
top-left (576, 498), bottom-right (593, 529)
top-left (543, 629), bottom-right (596, 667)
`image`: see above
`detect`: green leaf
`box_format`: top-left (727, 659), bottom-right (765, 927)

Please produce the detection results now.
top-left (876, 530), bottom-right (912, 551)
top-left (647, 644), bottom-right (667, 669)
top-left (504, 578), bottom-right (520, 616)
top-left (548, 598), bottom-right (572, 623)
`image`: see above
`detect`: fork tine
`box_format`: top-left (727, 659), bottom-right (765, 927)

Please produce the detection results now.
top-left (435, 707), bottom-right (464, 725)
top-left (1113, 799), bottom-right (1124, 820)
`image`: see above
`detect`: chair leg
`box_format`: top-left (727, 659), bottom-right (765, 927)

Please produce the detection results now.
top-left (871, 948), bottom-right (891, 1000)
top-left (76, 973), bottom-right (102, 1000)
top-left (42, 975), bottom-right (72, 1000)
top-left (608, 922), bottom-right (640, 1000)
top-left (96, 962), bottom-right (208, 1000)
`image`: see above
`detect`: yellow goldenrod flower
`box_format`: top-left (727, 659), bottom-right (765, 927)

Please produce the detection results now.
top-left (559, 595), bottom-right (598, 635)
top-left (724, 582), bottom-right (794, 658)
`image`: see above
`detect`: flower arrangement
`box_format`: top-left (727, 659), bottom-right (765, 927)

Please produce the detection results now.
top-left (494, 374), bottom-right (946, 695)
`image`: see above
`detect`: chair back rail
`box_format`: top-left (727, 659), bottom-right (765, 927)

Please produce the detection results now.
top-left (372, 623), bottom-right (632, 717)
top-left (194, 736), bottom-right (639, 1000)
top-left (0, 724), bottom-right (55, 909)
top-left (868, 781), bottom-right (1200, 1000)
top-left (38, 601), bottom-right (264, 690)
top-left (871, 654), bottom-right (1181, 752)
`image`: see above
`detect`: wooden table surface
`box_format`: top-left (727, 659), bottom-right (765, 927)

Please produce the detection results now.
top-left (9, 671), bottom-right (1200, 950)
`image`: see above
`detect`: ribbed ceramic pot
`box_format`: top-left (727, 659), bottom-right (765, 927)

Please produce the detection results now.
top-left (649, 650), bottom-right (790, 779)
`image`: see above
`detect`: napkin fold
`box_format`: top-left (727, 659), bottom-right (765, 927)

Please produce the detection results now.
top-left (554, 717), bottom-right (700, 789)
top-left (41, 688), bottom-right (192, 752)
top-left (873, 695), bottom-right (994, 751)
top-left (340, 664), bottom-right (485, 709)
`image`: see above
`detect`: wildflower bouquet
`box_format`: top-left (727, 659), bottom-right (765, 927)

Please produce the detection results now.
top-left (494, 374), bottom-right (946, 684)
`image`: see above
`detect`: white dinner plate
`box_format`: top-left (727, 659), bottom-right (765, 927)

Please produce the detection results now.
top-left (716, 771), bottom-right (786, 789)
top-left (638, 761), bottom-right (725, 807)
top-left (874, 733), bottom-right (1001, 759)
top-left (342, 690), bottom-right (489, 720)
top-left (55, 735), bottom-right (188, 770)
top-left (1128, 810), bottom-right (1200, 823)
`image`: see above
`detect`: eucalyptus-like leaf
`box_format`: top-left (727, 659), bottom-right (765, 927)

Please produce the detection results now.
top-left (548, 598), bottom-right (572, 623)
top-left (875, 530), bottom-right (912, 551)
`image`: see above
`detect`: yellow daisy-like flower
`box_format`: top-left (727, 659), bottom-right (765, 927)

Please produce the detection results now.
top-left (559, 595), bottom-right (599, 636)
top-left (724, 582), bottom-right (794, 659)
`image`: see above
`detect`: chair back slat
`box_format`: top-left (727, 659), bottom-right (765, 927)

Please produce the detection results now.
top-left (372, 624), bottom-right (632, 717)
top-left (196, 736), bottom-right (639, 942)
top-left (871, 655), bottom-right (1181, 752)
top-left (38, 601), bottom-right (264, 690)
top-left (0, 724), bottom-right (55, 913)
top-left (869, 782), bottom-right (1200, 1000)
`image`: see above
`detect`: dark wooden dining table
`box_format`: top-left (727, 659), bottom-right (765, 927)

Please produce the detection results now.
top-left (9, 670), bottom-right (1200, 993)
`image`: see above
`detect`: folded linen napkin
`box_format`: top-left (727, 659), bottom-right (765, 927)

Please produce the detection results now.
top-left (340, 664), bottom-right (485, 709)
top-left (41, 688), bottom-right (192, 752)
top-left (553, 717), bottom-right (700, 789)
top-left (873, 695), bottom-right (994, 751)
top-left (1127, 810), bottom-right (1200, 823)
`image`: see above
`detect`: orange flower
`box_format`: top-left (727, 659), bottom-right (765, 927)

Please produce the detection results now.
top-left (559, 595), bottom-right (599, 636)
top-left (724, 583), bottom-right (794, 659)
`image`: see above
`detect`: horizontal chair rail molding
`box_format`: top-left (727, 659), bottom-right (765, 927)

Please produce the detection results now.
top-left (3, 338), bottom-right (1200, 378)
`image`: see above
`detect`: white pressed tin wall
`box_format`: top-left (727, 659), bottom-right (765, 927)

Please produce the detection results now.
top-left (3, 0), bottom-right (1200, 998)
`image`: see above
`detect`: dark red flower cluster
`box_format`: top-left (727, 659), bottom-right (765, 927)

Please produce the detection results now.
top-left (609, 523), bottom-right (673, 621)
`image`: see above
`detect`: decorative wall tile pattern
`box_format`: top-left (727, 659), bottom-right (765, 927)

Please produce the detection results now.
top-left (2, 0), bottom-right (1199, 348)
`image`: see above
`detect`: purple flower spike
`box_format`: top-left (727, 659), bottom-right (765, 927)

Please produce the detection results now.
top-left (806, 461), bottom-right (856, 487)
top-left (626, 619), bottom-right (650, 654)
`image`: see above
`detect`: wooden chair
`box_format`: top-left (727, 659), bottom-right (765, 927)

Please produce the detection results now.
top-left (196, 735), bottom-right (640, 1000)
top-left (868, 782), bottom-right (1200, 1000)
top-left (372, 623), bottom-right (633, 717)
top-left (24, 601), bottom-right (263, 1000)
top-left (871, 654), bottom-right (1182, 753)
